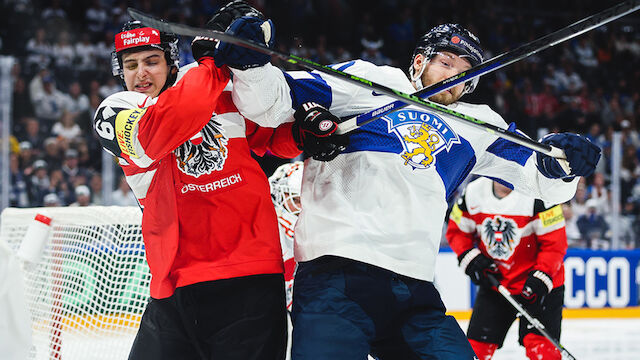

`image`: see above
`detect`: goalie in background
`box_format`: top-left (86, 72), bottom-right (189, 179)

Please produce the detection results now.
top-left (269, 161), bottom-right (304, 312)
top-left (446, 177), bottom-right (568, 360)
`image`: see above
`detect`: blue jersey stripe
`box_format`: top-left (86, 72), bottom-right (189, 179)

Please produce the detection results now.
top-left (334, 61), bottom-right (356, 72)
top-left (282, 72), bottom-right (333, 110)
top-left (484, 176), bottom-right (515, 190)
top-left (435, 138), bottom-right (476, 201)
top-left (344, 118), bottom-right (403, 154)
top-left (486, 137), bottom-right (533, 166)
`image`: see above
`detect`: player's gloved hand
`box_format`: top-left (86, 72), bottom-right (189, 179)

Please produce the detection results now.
top-left (292, 102), bottom-right (349, 161)
top-left (536, 133), bottom-right (601, 179)
top-left (458, 248), bottom-right (502, 288)
top-left (214, 16), bottom-right (274, 69)
top-left (191, 36), bottom-right (218, 63)
top-left (517, 270), bottom-right (553, 312)
top-left (191, 0), bottom-right (265, 64)
top-left (206, 0), bottom-right (265, 32)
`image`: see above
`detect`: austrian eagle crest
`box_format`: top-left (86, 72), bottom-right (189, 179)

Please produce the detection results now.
top-left (175, 117), bottom-right (228, 177)
top-left (481, 216), bottom-right (520, 260)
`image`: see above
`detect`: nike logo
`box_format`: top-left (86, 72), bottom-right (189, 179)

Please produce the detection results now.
top-left (371, 90), bottom-right (385, 96)
top-left (137, 97), bottom-right (149, 108)
top-left (526, 323), bottom-right (535, 329)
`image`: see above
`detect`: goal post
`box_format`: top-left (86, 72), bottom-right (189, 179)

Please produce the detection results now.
top-left (1, 206), bottom-right (149, 360)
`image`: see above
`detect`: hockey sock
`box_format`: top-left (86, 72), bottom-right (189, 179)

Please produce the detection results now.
top-left (523, 333), bottom-right (561, 360)
top-left (468, 339), bottom-right (498, 360)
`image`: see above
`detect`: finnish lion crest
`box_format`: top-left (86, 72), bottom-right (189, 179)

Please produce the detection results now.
top-left (175, 117), bottom-right (228, 177)
top-left (384, 110), bottom-right (460, 169)
top-left (481, 216), bottom-right (520, 260)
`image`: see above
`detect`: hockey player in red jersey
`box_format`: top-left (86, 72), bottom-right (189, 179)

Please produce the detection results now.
top-left (446, 177), bottom-right (567, 360)
top-left (92, 2), bottom-right (306, 359)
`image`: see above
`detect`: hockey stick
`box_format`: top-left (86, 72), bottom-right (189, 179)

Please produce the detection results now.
top-left (487, 275), bottom-right (577, 360)
top-left (127, 8), bottom-right (567, 160)
top-left (338, 0), bottom-right (640, 134)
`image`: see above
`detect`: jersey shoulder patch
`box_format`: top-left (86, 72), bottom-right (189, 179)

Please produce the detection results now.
top-left (93, 91), bottom-right (154, 159)
top-left (538, 204), bottom-right (564, 227)
top-left (450, 203), bottom-right (463, 224)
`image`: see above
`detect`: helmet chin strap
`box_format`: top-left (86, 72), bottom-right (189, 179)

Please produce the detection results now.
top-left (410, 55), bottom-right (428, 91)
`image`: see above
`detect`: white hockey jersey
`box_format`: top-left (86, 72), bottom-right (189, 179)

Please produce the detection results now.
top-left (232, 60), bottom-right (578, 282)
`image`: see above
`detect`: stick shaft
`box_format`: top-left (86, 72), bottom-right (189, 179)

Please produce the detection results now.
top-left (128, 8), bottom-right (563, 156)
top-left (487, 275), bottom-right (577, 359)
top-left (339, 0), bottom-right (640, 134)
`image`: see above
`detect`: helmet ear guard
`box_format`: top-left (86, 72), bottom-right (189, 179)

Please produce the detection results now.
top-left (409, 23), bottom-right (484, 95)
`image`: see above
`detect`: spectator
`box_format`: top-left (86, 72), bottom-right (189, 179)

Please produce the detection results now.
top-left (587, 172), bottom-right (610, 214)
top-left (28, 160), bottom-right (50, 206)
top-left (562, 203), bottom-right (582, 247)
top-left (69, 185), bottom-right (92, 207)
top-left (43, 193), bottom-right (61, 207)
top-left (61, 148), bottom-right (88, 189)
top-left (51, 31), bottom-right (75, 84)
top-left (574, 37), bottom-right (598, 68)
top-left (17, 141), bottom-right (34, 168)
top-left (85, 0), bottom-right (108, 42)
top-left (98, 77), bottom-right (120, 99)
top-left (74, 33), bottom-right (98, 76)
top-left (111, 175), bottom-right (138, 206)
top-left (25, 28), bottom-right (51, 72)
top-left (20, 117), bottom-right (44, 151)
top-left (31, 75), bottom-right (69, 130)
top-left (9, 153), bottom-right (29, 207)
top-left (52, 111), bottom-right (82, 141)
top-left (577, 199), bottom-right (609, 249)
top-left (42, 137), bottom-right (62, 170)
top-left (89, 173), bottom-right (103, 205)
top-left (64, 81), bottom-right (90, 117)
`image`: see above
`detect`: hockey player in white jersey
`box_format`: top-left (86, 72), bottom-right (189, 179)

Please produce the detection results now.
top-left (214, 10), bottom-right (601, 359)
top-left (269, 161), bottom-right (304, 311)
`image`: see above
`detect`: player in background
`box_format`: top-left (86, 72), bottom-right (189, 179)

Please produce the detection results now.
top-left (269, 161), bottom-right (304, 311)
top-left (92, 3), bottom-right (303, 359)
top-left (446, 177), bottom-right (567, 360)
top-left (213, 8), bottom-right (600, 359)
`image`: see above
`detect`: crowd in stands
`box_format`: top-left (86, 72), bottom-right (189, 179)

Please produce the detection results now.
top-left (0, 0), bottom-right (639, 249)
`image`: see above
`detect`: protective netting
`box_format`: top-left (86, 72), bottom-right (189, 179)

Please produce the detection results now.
top-left (1, 206), bottom-right (148, 360)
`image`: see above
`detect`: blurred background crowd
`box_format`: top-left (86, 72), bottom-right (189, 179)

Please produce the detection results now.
top-left (0, 0), bottom-right (639, 249)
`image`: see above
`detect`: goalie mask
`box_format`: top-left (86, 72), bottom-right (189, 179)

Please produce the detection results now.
top-left (269, 161), bottom-right (304, 218)
top-left (111, 20), bottom-right (180, 93)
top-left (409, 23), bottom-right (484, 94)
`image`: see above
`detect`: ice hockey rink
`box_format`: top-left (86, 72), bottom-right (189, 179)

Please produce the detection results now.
top-left (28, 317), bottom-right (639, 360)
top-left (457, 318), bottom-right (640, 360)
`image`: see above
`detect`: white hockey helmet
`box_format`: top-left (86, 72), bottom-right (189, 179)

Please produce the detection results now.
top-left (269, 161), bottom-right (304, 216)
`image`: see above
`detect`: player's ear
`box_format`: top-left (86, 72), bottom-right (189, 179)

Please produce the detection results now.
top-left (413, 53), bottom-right (425, 74)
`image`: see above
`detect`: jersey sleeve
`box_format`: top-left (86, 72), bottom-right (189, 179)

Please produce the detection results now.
top-left (92, 58), bottom-right (230, 168)
top-left (230, 60), bottom-right (390, 127)
top-left (245, 119), bottom-right (301, 158)
top-left (471, 122), bottom-right (578, 205)
top-left (445, 194), bottom-right (477, 256)
top-left (532, 201), bottom-right (568, 278)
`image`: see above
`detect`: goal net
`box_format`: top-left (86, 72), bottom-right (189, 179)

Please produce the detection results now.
top-left (1, 206), bottom-right (148, 360)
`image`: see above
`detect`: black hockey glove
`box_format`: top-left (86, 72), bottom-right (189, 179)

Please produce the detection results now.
top-left (192, 0), bottom-right (266, 65)
top-left (517, 270), bottom-right (553, 312)
top-left (292, 102), bottom-right (349, 161)
top-left (206, 0), bottom-right (265, 32)
top-left (458, 248), bottom-right (502, 288)
top-left (536, 133), bottom-right (601, 179)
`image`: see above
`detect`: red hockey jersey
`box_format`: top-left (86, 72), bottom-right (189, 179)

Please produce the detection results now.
top-left (93, 58), bottom-right (300, 298)
top-left (446, 177), bottom-right (567, 294)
